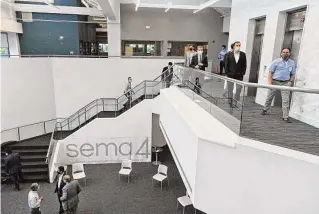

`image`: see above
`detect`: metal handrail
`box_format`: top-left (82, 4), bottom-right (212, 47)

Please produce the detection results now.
top-left (6, 55), bottom-right (185, 59)
top-left (177, 65), bottom-right (319, 94)
top-left (1, 118), bottom-right (64, 132)
top-left (56, 66), bottom-right (176, 128)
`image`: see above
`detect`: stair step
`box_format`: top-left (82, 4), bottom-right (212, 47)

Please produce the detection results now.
top-left (1, 161), bottom-right (48, 169)
top-left (23, 174), bottom-right (48, 182)
top-left (1, 168), bottom-right (48, 176)
top-left (1, 149), bottom-right (48, 156)
top-left (1, 155), bottom-right (46, 162)
top-left (3, 145), bottom-right (49, 150)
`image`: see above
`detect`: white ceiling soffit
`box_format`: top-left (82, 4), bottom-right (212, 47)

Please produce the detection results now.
top-left (13, 4), bottom-right (104, 16)
top-left (95, 0), bottom-right (117, 20)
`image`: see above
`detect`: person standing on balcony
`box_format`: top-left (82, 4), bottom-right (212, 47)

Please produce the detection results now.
top-left (184, 45), bottom-right (196, 67)
top-left (218, 45), bottom-right (227, 75)
top-left (4, 147), bottom-right (22, 191)
top-left (224, 41), bottom-right (247, 107)
top-left (261, 48), bottom-right (296, 123)
top-left (190, 45), bottom-right (208, 71)
top-left (54, 166), bottom-right (66, 214)
top-left (162, 62), bottom-right (173, 88)
top-left (124, 77), bottom-right (134, 109)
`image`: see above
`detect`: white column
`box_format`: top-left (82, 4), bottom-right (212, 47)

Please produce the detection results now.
top-left (107, 0), bottom-right (121, 57)
top-left (8, 32), bottom-right (21, 57)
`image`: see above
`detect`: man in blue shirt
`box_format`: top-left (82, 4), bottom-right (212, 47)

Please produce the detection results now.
top-left (218, 45), bottom-right (227, 75)
top-left (261, 48), bottom-right (296, 123)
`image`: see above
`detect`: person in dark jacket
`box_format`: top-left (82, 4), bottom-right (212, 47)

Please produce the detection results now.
top-left (190, 45), bottom-right (208, 71)
top-left (193, 77), bottom-right (202, 95)
top-left (162, 62), bottom-right (173, 88)
top-left (54, 166), bottom-right (67, 214)
top-left (224, 41), bottom-right (247, 107)
top-left (4, 147), bottom-right (22, 191)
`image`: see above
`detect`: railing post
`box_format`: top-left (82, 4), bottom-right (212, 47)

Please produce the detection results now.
top-left (17, 127), bottom-right (20, 141)
top-left (84, 107), bottom-right (87, 122)
top-left (43, 122), bottom-right (46, 134)
top-left (68, 119), bottom-right (70, 131)
top-left (78, 112), bottom-right (81, 128)
top-left (102, 99), bottom-right (105, 111)
top-left (96, 99), bottom-right (99, 118)
top-left (144, 81), bottom-right (146, 99)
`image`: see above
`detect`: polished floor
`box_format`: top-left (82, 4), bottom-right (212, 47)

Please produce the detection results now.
top-left (1, 147), bottom-right (199, 214)
top-left (182, 76), bottom-right (319, 156)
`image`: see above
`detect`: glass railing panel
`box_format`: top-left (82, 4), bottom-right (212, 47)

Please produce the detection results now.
top-left (68, 117), bottom-right (80, 130)
top-left (102, 98), bottom-right (117, 112)
top-left (19, 123), bottom-right (45, 140)
top-left (1, 129), bottom-right (19, 142)
top-left (44, 119), bottom-right (57, 133)
top-left (86, 102), bottom-right (98, 121)
top-left (240, 86), bottom-right (319, 155)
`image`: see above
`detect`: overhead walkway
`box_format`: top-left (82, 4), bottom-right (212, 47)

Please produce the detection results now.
top-left (173, 65), bottom-right (319, 156)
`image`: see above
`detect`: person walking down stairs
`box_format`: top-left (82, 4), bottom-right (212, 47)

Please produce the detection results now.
top-left (4, 147), bottom-right (23, 191)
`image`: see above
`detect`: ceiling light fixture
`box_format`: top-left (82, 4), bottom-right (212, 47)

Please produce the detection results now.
top-left (135, 0), bottom-right (140, 11)
top-left (165, 2), bottom-right (172, 12)
top-left (193, 0), bottom-right (219, 14)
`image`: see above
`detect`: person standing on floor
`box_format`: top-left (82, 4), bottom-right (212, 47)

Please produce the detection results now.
top-left (218, 45), bottom-right (227, 75)
top-left (190, 45), bottom-right (208, 71)
top-left (224, 41), bottom-right (247, 107)
top-left (60, 175), bottom-right (82, 214)
top-left (54, 166), bottom-right (67, 214)
top-left (28, 183), bottom-right (43, 214)
top-left (184, 45), bottom-right (196, 67)
top-left (261, 48), bottom-right (296, 123)
top-left (4, 147), bottom-right (22, 191)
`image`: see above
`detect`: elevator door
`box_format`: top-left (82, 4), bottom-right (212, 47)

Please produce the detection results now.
top-left (248, 19), bottom-right (265, 96)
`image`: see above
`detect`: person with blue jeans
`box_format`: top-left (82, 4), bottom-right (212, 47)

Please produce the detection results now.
top-left (261, 48), bottom-right (296, 123)
top-left (218, 45), bottom-right (227, 75)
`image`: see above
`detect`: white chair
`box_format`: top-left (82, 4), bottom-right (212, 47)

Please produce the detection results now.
top-left (177, 191), bottom-right (196, 214)
top-left (119, 160), bottom-right (132, 183)
top-left (72, 163), bottom-right (87, 186)
top-left (152, 164), bottom-right (169, 191)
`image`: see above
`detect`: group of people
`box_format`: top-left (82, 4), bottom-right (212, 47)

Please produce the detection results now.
top-left (218, 41), bottom-right (296, 122)
top-left (27, 166), bottom-right (82, 214)
top-left (4, 149), bottom-right (81, 214)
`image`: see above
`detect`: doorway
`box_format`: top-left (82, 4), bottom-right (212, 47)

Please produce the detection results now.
top-left (248, 18), bottom-right (265, 96)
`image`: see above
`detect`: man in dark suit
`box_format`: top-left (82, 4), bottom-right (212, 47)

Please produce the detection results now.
top-left (190, 45), bottom-right (208, 71)
top-left (60, 175), bottom-right (81, 214)
top-left (54, 166), bottom-right (66, 214)
top-left (162, 62), bottom-right (173, 88)
top-left (4, 147), bottom-right (22, 191)
top-left (225, 41), bottom-right (247, 107)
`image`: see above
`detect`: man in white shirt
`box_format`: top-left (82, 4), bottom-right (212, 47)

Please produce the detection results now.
top-left (54, 166), bottom-right (66, 214)
top-left (28, 183), bottom-right (43, 214)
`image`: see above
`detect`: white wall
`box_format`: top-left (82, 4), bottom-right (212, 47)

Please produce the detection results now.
top-left (228, 0), bottom-right (319, 127)
top-left (0, 2), bottom-right (22, 34)
top-left (195, 138), bottom-right (319, 214)
top-left (1, 57), bottom-right (182, 130)
top-left (52, 57), bottom-right (182, 118)
top-left (7, 32), bottom-right (20, 56)
top-left (50, 99), bottom-right (152, 182)
top-left (1, 58), bottom-right (56, 130)
top-left (222, 15), bottom-right (230, 33)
